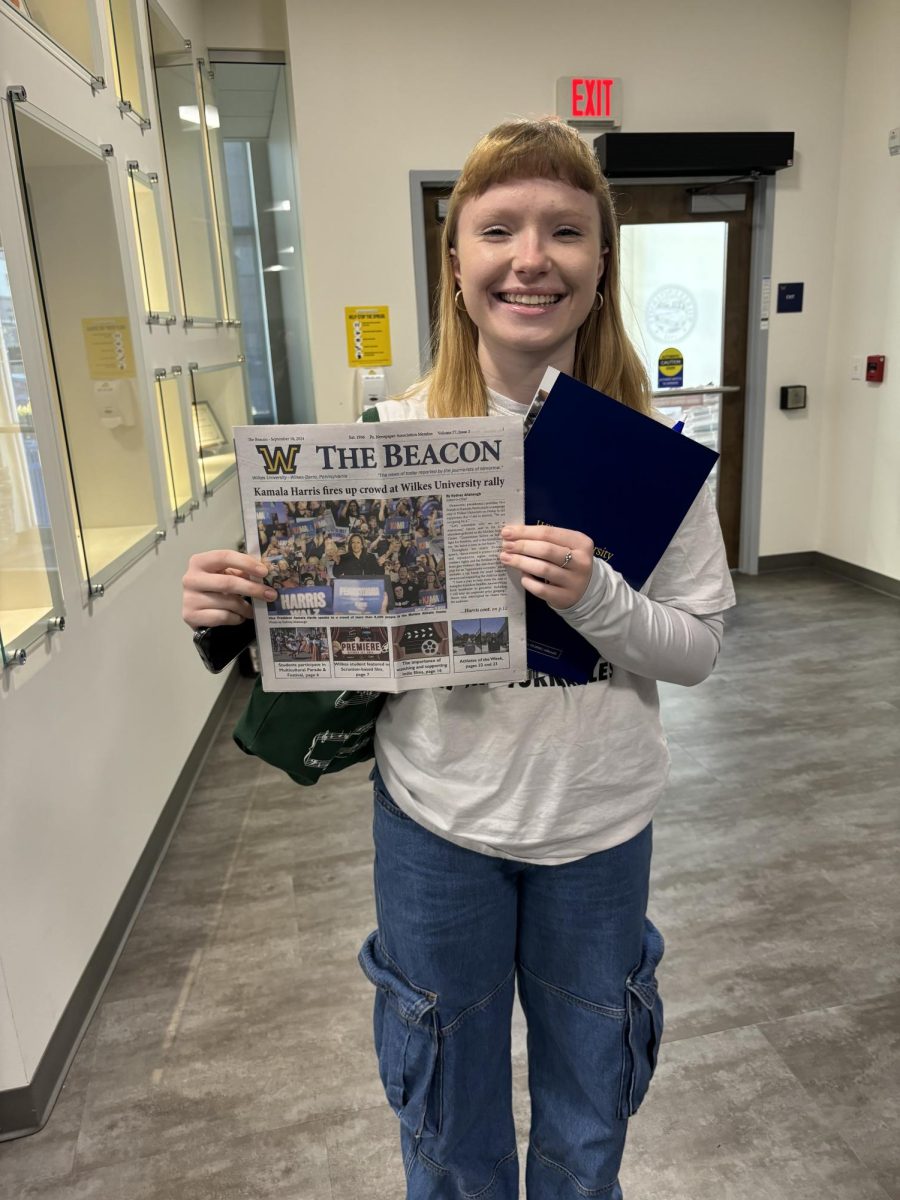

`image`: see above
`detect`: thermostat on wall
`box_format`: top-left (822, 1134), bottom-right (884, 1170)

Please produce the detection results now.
top-left (780, 385), bottom-right (807, 411)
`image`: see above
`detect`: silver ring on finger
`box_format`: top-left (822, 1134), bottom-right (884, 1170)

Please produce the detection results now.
top-left (561, 549), bottom-right (573, 569)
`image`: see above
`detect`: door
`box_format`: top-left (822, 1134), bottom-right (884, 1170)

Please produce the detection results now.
top-left (615, 184), bottom-right (754, 565)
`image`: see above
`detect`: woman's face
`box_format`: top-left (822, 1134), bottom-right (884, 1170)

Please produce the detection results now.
top-left (349, 535), bottom-right (364, 555)
top-left (451, 177), bottom-right (604, 374)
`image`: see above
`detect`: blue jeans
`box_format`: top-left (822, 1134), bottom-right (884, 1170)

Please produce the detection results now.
top-left (358, 768), bottom-right (664, 1199)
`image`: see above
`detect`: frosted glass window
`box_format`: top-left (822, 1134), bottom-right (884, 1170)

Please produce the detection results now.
top-left (155, 371), bottom-right (194, 516)
top-left (128, 165), bottom-right (175, 321)
top-left (1, 0), bottom-right (101, 78)
top-left (620, 223), bottom-right (727, 390)
top-left (0, 230), bottom-right (63, 663)
top-left (189, 361), bottom-right (248, 494)
top-left (107, 0), bottom-right (150, 124)
top-left (11, 101), bottom-right (160, 590)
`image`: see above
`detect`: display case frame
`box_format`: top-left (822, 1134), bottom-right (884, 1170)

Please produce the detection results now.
top-left (0, 0), bottom-right (106, 94)
top-left (188, 357), bottom-right (249, 496)
top-left (153, 364), bottom-right (199, 522)
top-left (6, 88), bottom-right (168, 600)
top-left (145, 2), bottom-right (225, 328)
top-left (106, 0), bottom-right (152, 131)
top-left (197, 58), bottom-right (239, 323)
top-left (0, 164), bottom-right (66, 667)
top-left (126, 160), bottom-right (178, 326)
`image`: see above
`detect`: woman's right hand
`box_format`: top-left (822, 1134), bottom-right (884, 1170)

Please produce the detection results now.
top-left (182, 549), bottom-right (277, 629)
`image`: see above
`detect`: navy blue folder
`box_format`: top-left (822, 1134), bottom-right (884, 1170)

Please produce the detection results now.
top-left (523, 371), bottom-right (719, 682)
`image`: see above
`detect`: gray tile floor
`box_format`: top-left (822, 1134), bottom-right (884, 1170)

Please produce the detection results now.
top-left (2, 569), bottom-right (899, 1199)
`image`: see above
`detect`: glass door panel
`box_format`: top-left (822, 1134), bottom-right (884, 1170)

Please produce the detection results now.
top-left (0, 226), bottom-right (63, 663)
top-left (107, 0), bottom-right (150, 126)
top-left (10, 99), bottom-right (160, 590)
top-left (619, 222), bottom-right (728, 390)
top-left (154, 368), bottom-right (195, 517)
top-left (127, 163), bottom-right (175, 322)
top-left (1, 0), bottom-right (102, 79)
top-left (189, 360), bottom-right (248, 493)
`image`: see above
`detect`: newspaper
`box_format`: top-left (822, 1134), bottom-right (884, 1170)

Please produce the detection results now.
top-left (234, 417), bottom-right (527, 692)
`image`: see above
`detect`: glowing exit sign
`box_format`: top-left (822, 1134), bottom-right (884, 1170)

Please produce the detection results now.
top-left (556, 77), bottom-right (622, 126)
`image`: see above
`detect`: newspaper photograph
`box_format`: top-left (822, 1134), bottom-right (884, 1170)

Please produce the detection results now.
top-left (234, 417), bottom-right (527, 692)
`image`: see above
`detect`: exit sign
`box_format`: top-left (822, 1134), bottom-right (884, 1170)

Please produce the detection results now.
top-left (557, 77), bottom-right (622, 126)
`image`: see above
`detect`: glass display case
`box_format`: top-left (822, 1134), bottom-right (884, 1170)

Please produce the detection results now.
top-left (147, 3), bottom-right (223, 324)
top-left (154, 365), bottom-right (196, 519)
top-left (127, 161), bottom-right (177, 324)
top-left (0, 0), bottom-right (103, 86)
top-left (107, 0), bottom-right (151, 127)
top-left (197, 60), bottom-right (238, 321)
top-left (0, 224), bottom-right (64, 666)
top-left (9, 96), bottom-right (162, 593)
top-left (189, 359), bottom-right (248, 494)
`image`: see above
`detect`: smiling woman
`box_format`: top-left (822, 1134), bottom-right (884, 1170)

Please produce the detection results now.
top-left (182, 117), bottom-right (736, 1200)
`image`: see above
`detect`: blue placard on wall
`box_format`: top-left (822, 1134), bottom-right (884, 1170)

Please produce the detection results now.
top-left (777, 283), bottom-right (804, 313)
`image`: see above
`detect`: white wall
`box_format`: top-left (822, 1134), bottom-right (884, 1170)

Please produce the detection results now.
top-left (0, 0), bottom-right (244, 1092)
top-left (283, 0), bottom-right (856, 563)
top-left (819, 0), bottom-right (900, 578)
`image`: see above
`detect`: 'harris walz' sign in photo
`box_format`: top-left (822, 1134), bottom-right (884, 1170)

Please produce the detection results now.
top-left (331, 627), bottom-right (390, 663)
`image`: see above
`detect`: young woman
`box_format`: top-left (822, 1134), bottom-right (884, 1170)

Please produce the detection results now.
top-left (181, 118), bottom-right (735, 1199)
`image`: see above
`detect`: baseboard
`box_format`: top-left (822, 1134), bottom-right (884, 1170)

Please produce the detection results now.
top-left (0, 670), bottom-right (240, 1141)
top-left (757, 552), bottom-right (900, 599)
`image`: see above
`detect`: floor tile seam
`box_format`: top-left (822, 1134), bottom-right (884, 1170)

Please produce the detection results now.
top-left (754, 987), bottom-right (900, 1034)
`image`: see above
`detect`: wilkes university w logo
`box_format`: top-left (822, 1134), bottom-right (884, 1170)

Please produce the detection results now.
top-left (255, 444), bottom-right (301, 475)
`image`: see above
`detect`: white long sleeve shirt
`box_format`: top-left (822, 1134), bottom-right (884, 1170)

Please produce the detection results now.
top-left (372, 390), bottom-right (736, 864)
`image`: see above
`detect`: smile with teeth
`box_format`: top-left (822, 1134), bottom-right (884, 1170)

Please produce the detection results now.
top-left (498, 292), bottom-right (563, 306)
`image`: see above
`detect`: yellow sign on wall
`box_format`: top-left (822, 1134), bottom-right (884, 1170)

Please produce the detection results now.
top-left (345, 306), bottom-right (391, 368)
top-left (82, 317), bottom-right (136, 380)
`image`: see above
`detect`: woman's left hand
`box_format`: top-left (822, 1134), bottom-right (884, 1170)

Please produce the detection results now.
top-left (500, 524), bottom-right (594, 610)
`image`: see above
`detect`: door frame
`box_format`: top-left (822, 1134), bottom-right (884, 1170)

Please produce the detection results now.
top-left (409, 169), bottom-right (775, 574)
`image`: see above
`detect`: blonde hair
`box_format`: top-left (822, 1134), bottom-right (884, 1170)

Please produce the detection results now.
top-left (412, 118), bottom-right (650, 419)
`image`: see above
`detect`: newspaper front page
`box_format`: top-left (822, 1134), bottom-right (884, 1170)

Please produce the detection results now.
top-left (234, 417), bottom-right (526, 692)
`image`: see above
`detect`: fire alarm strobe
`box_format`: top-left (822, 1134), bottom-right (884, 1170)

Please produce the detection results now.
top-left (866, 356), bottom-right (885, 383)
top-left (780, 385), bottom-right (807, 410)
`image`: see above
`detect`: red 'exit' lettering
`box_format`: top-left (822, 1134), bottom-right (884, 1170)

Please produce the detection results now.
top-left (571, 78), bottom-right (614, 118)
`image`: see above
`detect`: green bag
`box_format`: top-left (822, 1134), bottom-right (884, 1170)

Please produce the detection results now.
top-left (233, 678), bottom-right (386, 786)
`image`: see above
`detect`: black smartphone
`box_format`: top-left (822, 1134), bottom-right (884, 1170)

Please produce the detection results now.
top-left (193, 621), bottom-right (257, 673)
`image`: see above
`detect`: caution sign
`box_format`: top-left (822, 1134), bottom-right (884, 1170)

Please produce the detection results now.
top-left (657, 346), bottom-right (683, 389)
top-left (82, 317), bottom-right (136, 380)
top-left (345, 306), bottom-right (392, 368)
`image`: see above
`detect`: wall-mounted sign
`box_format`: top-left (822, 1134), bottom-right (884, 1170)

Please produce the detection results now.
top-left (82, 317), bottom-right (136, 380)
top-left (657, 347), bottom-right (684, 389)
top-left (556, 77), bottom-right (622, 126)
top-left (776, 283), bottom-right (804, 313)
top-left (345, 306), bottom-right (392, 367)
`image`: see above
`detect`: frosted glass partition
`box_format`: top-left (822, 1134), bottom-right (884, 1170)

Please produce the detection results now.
top-left (189, 360), bottom-right (248, 494)
top-left (654, 392), bottom-right (722, 504)
top-left (620, 222), bottom-right (728, 391)
top-left (10, 99), bottom-right (161, 592)
top-left (198, 61), bottom-right (238, 320)
top-left (107, 0), bottom-right (150, 126)
top-left (1, 0), bottom-right (102, 82)
top-left (127, 163), bottom-right (176, 322)
top-left (147, 2), bottom-right (223, 325)
top-left (154, 367), bottom-right (195, 518)
top-left (0, 229), bottom-right (63, 664)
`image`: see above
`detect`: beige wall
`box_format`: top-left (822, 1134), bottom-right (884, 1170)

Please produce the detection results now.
top-left (282, 0), bottom-right (854, 565)
top-left (819, 0), bottom-right (900, 578)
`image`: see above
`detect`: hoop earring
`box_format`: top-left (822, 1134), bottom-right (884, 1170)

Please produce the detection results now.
top-left (454, 289), bottom-right (467, 313)
top-left (591, 291), bottom-right (605, 313)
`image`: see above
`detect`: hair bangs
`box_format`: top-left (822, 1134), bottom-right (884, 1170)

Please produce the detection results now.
top-left (456, 120), bottom-right (601, 205)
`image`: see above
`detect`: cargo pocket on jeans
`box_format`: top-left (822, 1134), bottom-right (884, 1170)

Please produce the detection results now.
top-left (618, 918), bottom-right (665, 1119)
top-left (358, 930), bottom-right (441, 1138)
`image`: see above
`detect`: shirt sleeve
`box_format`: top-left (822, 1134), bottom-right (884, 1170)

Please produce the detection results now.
top-left (556, 484), bottom-right (736, 687)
